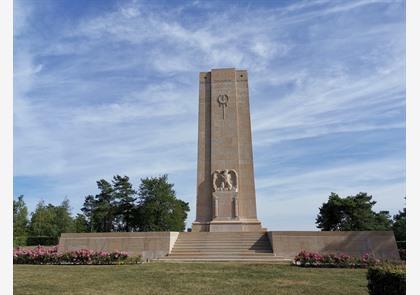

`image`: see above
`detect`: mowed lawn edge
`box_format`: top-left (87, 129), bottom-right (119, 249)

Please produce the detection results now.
top-left (14, 262), bottom-right (368, 295)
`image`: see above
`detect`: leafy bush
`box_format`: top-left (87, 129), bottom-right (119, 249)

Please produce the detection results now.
top-left (13, 246), bottom-right (141, 265)
top-left (293, 251), bottom-right (380, 268)
top-left (398, 249), bottom-right (406, 261)
top-left (26, 236), bottom-right (58, 246)
top-left (396, 241), bottom-right (405, 249)
top-left (395, 241), bottom-right (405, 260)
top-left (367, 263), bottom-right (405, 295)
top-left (13, 236), bottom-right (27, 247)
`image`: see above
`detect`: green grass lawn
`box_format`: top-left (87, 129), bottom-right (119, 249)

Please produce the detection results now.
top-left (14, 262), bottom-right (368, 295)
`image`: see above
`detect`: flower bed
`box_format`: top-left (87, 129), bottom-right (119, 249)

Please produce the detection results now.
top-left (13, 246), bottom-right (142, 265)
top-left (293, 250), bottom-right (380, 268)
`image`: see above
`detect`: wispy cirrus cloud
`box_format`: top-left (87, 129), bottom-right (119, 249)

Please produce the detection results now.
top-left (14, 0), bottom-right (405, 229)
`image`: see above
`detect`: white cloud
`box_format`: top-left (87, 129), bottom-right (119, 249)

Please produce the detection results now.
top-left (256, 158), bottom-right (405, 230)
top-left (13, 0), bottom-right (405, 230)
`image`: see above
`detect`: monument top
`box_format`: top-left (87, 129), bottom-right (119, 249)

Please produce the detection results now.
top-left (199, 68), bottom-right (249, 84)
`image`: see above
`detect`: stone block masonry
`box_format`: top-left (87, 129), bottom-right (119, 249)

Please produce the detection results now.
top-left (267, 231), bottom-right (400, 260)
top-left (192, 68), bottom-right (263, 232)
top-left (58, 232), bottom-right (179, 260)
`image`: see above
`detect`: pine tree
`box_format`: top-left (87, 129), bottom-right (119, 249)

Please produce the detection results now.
top-left (112, 175), bottom-right (136, 231)
top-left (81, 195), bottom-right (96, 232)
top-left (94, 179), bottom-right (115, 232)
top-left (316, 192), bottom-right (392, 231)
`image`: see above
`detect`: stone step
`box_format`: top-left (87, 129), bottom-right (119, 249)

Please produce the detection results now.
top-left (175, 244), bottom-right (270, 246)
top-left (177, 236), bottom-right (269, 239)
top-left (172, 250), bottom-right (271, 253)
top-left (168, 232), bottom-right (274, 261)
top-left (177, 236), bottom-right (268, 239)
top-left (178, 236), bottom-right (268, 239)
top-left (173, 248), bottom-right (270, 251)
top-left (171, 249), bottom-right (272, 252)
top-left (170, 251), bottom-right (273, 253)
top-left (178, 232), bottom-right (267, 234)
top-left (173, 247), bottom-right (271, 250)
top-left (173, 246), bottom-right (271, 251)
top-left (178, 236), bottom-right (268, 241)
top-left (169, 253), bottom-right (274, 256)
top-left (172, 245), bottom-right (271, 249)
top-left (172, 244), bottom-right (271, 248)
top-left (178, 235), bottom-right (268, 240)
top-left (177, 238), bottom-right (269, 240)
top-left (176, 241), bottom-right (270, 246)
top-left (161, 256), bottom-right (289, 261)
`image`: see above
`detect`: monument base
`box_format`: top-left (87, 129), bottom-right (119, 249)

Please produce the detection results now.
top-left (191, 220), bottom-right (264, 232)
top-left (267, 231), bottom-right (400, 260)
top-left (58, 232), bottom-right (179, 260)
top-left (58, 230), bottom-right (400, 261)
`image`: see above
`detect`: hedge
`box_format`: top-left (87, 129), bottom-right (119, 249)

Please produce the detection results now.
top-left (367, 263), bottom-right (405, 295)
top-left (26, 236), bottom-right (59, 246)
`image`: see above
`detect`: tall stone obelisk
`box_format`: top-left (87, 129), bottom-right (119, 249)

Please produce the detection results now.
top-left (192, 68), bottom-right (263, 232)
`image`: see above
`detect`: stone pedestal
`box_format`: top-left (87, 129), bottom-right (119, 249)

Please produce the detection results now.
top-left (192, 68), bottom-right (263, 232)
top-left (212, 191), bottom-right (239, 220)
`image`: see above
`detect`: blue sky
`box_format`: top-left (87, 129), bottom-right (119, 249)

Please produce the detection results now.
top-left (14, 0), bottom-right (405, 230)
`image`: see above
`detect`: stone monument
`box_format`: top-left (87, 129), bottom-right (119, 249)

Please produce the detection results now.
top-left (191, 68), bottom-right (263, 232)
top-left (58, 68), bottom-right (401, 261)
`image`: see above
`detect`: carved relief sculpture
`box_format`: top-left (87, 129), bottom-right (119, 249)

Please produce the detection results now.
top-left (217, 94), bottom-right (228, 119)
top-left (212, 169), bottom-right (238, 192)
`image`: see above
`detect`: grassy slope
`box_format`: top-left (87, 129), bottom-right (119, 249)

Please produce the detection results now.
top-left (14, 262), bottom-right (368, 295)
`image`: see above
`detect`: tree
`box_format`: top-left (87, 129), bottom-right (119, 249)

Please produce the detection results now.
top-left (93, 179), bottom-right (116, 232)
top-left (79, 174), bottom-right (190, 232)
top-left (54, 198), bottom-right (75, 234)
top-left (13, 195), bottom-right (29, 245)
top-left (316, 192), bottom-right (392, 231)
top-left (81, 195), bottom-right (96, 232)
top-left (112, 175), bottom-right (136, 231)
top-left (392, 207), bottom-right (406, 242)
top-left (29, 198), bottom-right (75, 241)
top-left (136, 175), bottom-right (190, 231)
top-left (29, 201), bottom-right (57, 237)
top-left (73, 213), bottom-right (89, 233)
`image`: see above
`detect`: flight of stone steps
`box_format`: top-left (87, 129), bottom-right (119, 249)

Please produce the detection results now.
top-left (160, 232), bottom-right (288, 262)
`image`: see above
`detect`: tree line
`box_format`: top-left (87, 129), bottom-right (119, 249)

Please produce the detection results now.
top-left (316, 192), bottom-right (405, 242)
top-left (13, 174), bottom-right (190, 246)
top-left (14, 179), bottom-right (405, 247)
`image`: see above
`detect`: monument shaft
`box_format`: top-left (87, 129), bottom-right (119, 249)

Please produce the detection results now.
top-left (192, 68), bottom-right (262, 232)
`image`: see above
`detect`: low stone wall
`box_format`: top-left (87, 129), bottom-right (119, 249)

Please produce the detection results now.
top-left (267, 231), bottom-right (400, 260)
top-left (58, 232), bottom-right (179, 260)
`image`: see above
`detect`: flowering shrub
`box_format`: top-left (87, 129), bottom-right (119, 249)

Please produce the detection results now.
top-left (13, 246), bottom-right (141, 265)
top-left (293, 250), bottom-right (381, 268)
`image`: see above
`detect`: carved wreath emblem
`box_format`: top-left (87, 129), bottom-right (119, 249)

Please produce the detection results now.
top-left (217, 94), bottom-right (228, 105)
top-left (212, 169), bottom-right (238, 192)
top-left (217, 94), bottom-right (229, 119)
